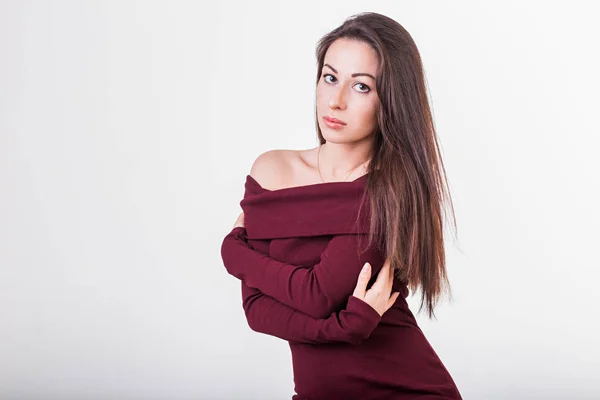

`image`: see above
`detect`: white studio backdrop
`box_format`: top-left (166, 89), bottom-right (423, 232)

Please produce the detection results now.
top-left (1, 1), bottom-right (599, 399)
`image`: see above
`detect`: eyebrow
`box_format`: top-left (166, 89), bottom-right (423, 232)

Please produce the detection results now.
top-left (323, 63), bottom-right (375, 80)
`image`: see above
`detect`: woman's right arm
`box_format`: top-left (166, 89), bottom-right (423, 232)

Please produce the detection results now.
top-left (240, 260), bottom-right (398, 345)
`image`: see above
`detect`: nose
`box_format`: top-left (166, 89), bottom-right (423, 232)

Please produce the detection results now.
top-left (328, 86), bottom-right (347, 110)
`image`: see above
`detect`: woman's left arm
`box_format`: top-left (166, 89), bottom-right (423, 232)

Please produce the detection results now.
top-left (221, 225), bottom-right (387, 319)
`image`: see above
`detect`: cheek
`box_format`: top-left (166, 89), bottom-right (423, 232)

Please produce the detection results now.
top-left (315, 84), bottom-right (328, 108)
top-left (354, 98), bottom-right (378, 127)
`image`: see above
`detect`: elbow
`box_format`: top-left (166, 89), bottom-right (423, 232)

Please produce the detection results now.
top-left (243, 308), bottom-right (270, 335)
top-left (244, 315), bottom-right (260, 333)
top-left (242, 296), bottom-right (263, 333)
top-left (220, 235), bottom-right (241, 279)
top-left (220, 235), bottom-right (232, 269)
top-left (242, 308), bottom-right (259, 332)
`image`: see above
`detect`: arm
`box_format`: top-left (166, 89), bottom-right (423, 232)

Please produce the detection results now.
top-left (221, 226), bottom-right (386, 319)
top-left (240, 281), bottom-right (381, 345)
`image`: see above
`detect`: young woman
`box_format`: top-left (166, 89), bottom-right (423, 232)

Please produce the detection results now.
top-left (221, 12), bottom-right (461, 399)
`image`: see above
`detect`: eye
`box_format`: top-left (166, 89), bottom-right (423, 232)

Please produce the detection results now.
top-left (322, 74), bottom-right (370, 93)
top-left (354, 83), bottom-right (371, 93)
top-left (323, 73), bottom-right (336, 84)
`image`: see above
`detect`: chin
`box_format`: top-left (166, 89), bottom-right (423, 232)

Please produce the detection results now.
top-left (321, 131), bottom-right (355, 144)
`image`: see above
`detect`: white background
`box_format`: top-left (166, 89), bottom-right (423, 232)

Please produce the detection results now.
top-left (1, 1), bottom-right (599, 399)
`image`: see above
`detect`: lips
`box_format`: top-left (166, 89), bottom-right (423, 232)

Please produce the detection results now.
top-left (323, 116), bottom-right (346, 125)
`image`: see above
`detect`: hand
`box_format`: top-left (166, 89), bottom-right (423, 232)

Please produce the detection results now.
top-left (233, 212), bottom-right (245, 229)
top-left (352, 258), bottom-right (400, 316)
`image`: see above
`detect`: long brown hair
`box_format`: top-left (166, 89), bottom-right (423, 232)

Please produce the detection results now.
top-left (315, 12), bottom-right (458, 319)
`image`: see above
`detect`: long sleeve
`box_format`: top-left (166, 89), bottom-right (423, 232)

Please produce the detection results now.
top-left (221, 226), bottom-right (386, 319)
top-left (240, 281), bottom-right (381, 345)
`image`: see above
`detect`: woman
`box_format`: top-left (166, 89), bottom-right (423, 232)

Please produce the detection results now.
top-left (221, 12), bottom-right (461, 399)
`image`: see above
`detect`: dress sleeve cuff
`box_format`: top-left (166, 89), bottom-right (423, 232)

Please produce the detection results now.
top-left (344, 296), bottom-right (382, 343)
top-left (347, 296), bottom-right (382, 323)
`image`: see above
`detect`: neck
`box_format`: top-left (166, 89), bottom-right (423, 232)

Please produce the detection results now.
top-left (318, 138), bottom-right (374, 179)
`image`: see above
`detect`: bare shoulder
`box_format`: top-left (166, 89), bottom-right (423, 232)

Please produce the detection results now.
top-left (250, 148), bottom-right (316, 190)
top-left (249, 149), bottom-right (294, 190)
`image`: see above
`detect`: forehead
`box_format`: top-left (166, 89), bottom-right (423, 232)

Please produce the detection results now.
top-left (324, 38), bottom-right (378, 74)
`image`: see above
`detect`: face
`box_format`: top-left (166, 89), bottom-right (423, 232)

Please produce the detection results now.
top-left (316, 38), bottom-right (380, 144)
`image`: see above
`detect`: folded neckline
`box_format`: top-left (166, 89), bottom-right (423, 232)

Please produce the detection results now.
top-left (240, 172), bottom-right (372, 239)
top-left (246, 172), bottom-right (370, 194)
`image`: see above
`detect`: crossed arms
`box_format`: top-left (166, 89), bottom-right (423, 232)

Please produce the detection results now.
top-left (220, 226), bottom-right (387, 345)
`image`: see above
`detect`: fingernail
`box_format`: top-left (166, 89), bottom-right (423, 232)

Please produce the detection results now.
top-left (362, 262), bottom-right (370, 271)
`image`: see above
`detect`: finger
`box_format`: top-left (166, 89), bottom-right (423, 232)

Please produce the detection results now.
top-left (373, 258), bottom-right (391, 288)
top-left (352, 262), bottom-right (372, 299)
top-left (234, 212), bottom-right (245, 228)
top-left (387, 292), bottom-right (400, 308)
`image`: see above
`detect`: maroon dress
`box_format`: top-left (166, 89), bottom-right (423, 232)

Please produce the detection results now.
top-left (221, 173), bottom-right (462, 399)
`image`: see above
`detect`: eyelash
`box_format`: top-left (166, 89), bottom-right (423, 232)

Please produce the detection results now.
top-left (322, 73), bottom-right (371, 93)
